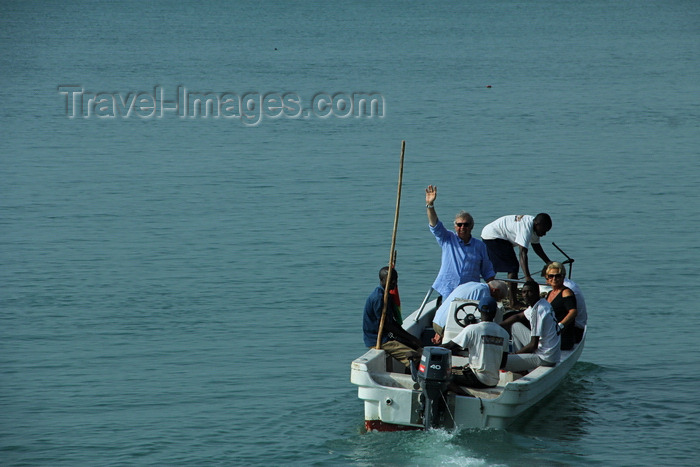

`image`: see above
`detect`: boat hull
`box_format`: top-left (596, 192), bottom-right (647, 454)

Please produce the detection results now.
top-left (351, 299), bottom-right (586, 431)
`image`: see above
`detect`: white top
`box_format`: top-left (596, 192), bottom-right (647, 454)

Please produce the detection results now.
top-left (524, 298), bottom-right (561, 363)
top-left (433, 282), bottom-right (490, 328)
top-left (480, 215), bottom-right (540, 249)
top-left (564, 278), bottom-right (587, 328)
top-left (449, 321), bottom-right (510, 386)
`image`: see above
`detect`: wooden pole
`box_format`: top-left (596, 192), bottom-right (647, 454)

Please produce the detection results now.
top-left (375, 141), bottom-right (405, 349)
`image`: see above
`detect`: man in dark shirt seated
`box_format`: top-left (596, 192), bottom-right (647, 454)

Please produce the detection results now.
top-left (363, 267), bottom-right (423, 367)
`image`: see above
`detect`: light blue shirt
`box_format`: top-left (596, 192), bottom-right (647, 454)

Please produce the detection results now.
top-left (430, 221), bottom-right (495, 298)
top-left (433, 282), bottom-right (490, 328)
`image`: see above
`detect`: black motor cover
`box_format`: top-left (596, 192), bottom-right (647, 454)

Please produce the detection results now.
top-left (417, 346), bottom-right (452, 383)
top-left (416, 347), bottom-right (452, 429)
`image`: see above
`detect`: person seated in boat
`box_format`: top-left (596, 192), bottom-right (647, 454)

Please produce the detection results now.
top-left (441, 296), bottom-right (510, 388)
top-left (565, 277), bottom-right (587, 343)
top-left (540, 264), bottom-right (588, 344)
top-left (425, 185), bottom-right (495, 301)
top-left (480, 214), bottom-right (553, 307)
top-left (363, 267), bottom-right (423, 367)
top-left (543, 262), bottom-right (577, 350)
top-left (500, 280), bottom-right (561, 373)
top-left (430, 279), bottom-right (508, 344)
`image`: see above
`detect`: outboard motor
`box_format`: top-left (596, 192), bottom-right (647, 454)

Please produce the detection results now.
top-left (416, 346), bottom-right (452, 430)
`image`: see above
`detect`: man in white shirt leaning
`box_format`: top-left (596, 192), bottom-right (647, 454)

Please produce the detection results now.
top-left (481, 214), bottom-right (553, 306)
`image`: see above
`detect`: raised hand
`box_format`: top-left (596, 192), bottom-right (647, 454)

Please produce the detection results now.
top-left (425, 185), bottom-right (437, 206)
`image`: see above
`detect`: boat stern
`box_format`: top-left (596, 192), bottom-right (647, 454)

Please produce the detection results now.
top-left (351, 349), bottom-right (424, 430)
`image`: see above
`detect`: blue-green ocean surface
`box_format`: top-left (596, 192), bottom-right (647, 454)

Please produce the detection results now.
top-left (1, 1), bottom-right (698, 465)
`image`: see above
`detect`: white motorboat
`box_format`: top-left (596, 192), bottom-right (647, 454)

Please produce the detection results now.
top-left (350, 288), bottom-right (586, 431)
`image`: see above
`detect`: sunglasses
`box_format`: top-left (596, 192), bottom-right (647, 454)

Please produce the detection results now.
top-left (454, 222), bottom-right (472, 227)
top-left (547, 274), bottom-right (563, 279)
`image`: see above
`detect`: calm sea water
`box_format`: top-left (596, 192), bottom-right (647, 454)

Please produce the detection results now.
top-left (2, 1), bottom-right (699, 465)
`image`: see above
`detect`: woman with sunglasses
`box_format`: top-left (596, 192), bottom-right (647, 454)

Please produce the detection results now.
top-left (545, 262), bottom-right (578, 350)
